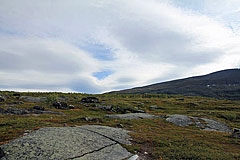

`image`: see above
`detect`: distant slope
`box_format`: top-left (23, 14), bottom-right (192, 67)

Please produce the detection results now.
top-left (110, 69), bottom-right (240, 100)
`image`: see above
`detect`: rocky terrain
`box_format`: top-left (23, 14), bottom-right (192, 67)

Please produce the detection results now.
top-left (0, 92), bottom-right (240, 159)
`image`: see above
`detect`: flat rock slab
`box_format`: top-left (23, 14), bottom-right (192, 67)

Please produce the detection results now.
top-left (105, 113), bottom-right (163, 120)
top-left (166, 114), bottom-right (193, 127)
top-left (0, 125), bottom-right (132, 160)
top-left (19, 96), bottom-right (46, 103)
top-left (166, 114), bottom-right (232, 132)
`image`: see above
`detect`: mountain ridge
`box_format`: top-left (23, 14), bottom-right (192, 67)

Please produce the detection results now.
top-left (109, 69), bottom-right (240, 100)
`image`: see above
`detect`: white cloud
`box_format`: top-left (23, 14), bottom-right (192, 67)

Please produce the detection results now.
top-left (0, 0), bottom-right (240, 93)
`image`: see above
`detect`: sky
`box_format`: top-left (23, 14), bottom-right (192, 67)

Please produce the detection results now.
top-left (0, 0), bottom-right (240, 93)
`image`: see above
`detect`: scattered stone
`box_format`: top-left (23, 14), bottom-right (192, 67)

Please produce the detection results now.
top-left (166, 114), bottom-right (232, 132)
top-left (68, 105), bottom-right (75, 109)
top-left (80, 117), bottom-right (102, 123)
top-left (0, 96), bottom-right (6, 102)
top-left (12, 93), bottom-right (21, 97)
top-left (52, 101), bottom-right (69, 109)
top-left (200, 118), bottom-right (232, 132)
top-left (0, 125), bottom-right (133, 160)
top-left (132, 109), bottom-right (146, 113)
top-left (166, 114), bottom-right (193, 127)
top-left (33, 106), bottom-right (45, 111)
top-left (95, 104), bottom-right (113, 111)
top-left (5, 107), bottom-right (30, 115)
top-left (0, 148), bottom-right (5, 158)
top-left (232, 128), bottom-right (240, 138)
top-left (149, 105), bottom-right (164, 110)
top-left (81, 97), bottom-right (99, 103)
top-left (20, 96), bottom-right (46, 103)
top-left (105, 113), bottom-right (163, 120)
top-left (116, 124), bottom-right (124, 128)
top-left (176, 98), bottom-right (184, 101)
top-left (128, 155), bottom-right (139, 160)
top-left (0, 107), bottom-right (63, 115)
top-left (12, 101), bottom-right (24, 105)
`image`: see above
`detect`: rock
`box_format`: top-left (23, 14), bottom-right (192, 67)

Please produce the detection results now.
top-left (232, 128), bottom-right (240, 138)
top-left (0, 148), bottom-right (5, 158)
top-left (20, 96), bottom-right (46, 103)
top-left (95, 104), bottom-right (113, 111)
top-left (12, 101), bottom-right (24, 104)
top-left (166, 114), bottom-right (193, 127)
top-left (105, 113), bottom-right (163, 120)
top-left (12, 93), bottom-right (21, 97)
top-left (52, 101), bottom-right (69, 109)
top-left (80, 117), bottom-right (102, 123)
top-left (133, 110), bottom-right (146, 113)
top-left (33, 106), bottom-right (45, 111)
top-left (0, 107), bottom-right (63, 115)
top-left (81, 97), bottom-right (99, 103)
top-left (128, 155), bottom-right (139, 160)
top-left (149, 105), bottom-right (164, 110)
top-left (0, 96), bottom-right (6, 102)
top-left (68, 105), bottom-right (75, 109)
top-left (0, 125), bottom-right (133, 160)
top-left (5, 107), bottom-right (30, 115)
top-left (176, 98), bottom-right (184, 101)
top-left (165, 114), bottom-right (232, 133)
top-left (200, 118), bottom-right (232, 132)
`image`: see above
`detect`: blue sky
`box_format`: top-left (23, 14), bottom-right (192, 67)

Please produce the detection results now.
top-left (0, 0), bottom-right (240, 93)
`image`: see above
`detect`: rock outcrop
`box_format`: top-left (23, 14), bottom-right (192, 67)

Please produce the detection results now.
top-left (0, 125), bottom-right (133, 160)
top-left (19, 96), bottom-right (46, 103)
top-left (166, 114), bottom-right (232, 132)
top-left (0, 107), bottom-right (63, 115)
top-left (105, 113), bottom-right (164, 120)
top-left (81, 97), bottom-right (99, 103)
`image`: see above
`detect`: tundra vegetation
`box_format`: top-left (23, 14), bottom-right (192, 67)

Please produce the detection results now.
top-left (0, 91), bottom-right (240, 159)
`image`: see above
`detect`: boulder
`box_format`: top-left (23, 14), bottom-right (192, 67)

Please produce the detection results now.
top-left (0, 96), bottom-right (6, 102)
top-left (20, 96), bottom-right (46, 103)
top-left (81, 97), bottom-right (99, 103)
top-left (0, 125), bottom-right (133, 160)
top-left (0, 107), bottom-right (63, 115)
top-left (0, 148), bottom-right (5, 158)
top-left (149, 105), bottom-right (164, 110)
top-left (95, 104), bottom-right (113, 111)
top-left (68, 105), bottom-right (75, 109)
top-left (5, 108), bottom-right (30, 115)
top-left (33, 106), bottom-right (45, 111)
top-left (166, 114), bottom-right (193, 127)
top-left (200, 118), bottom-right (232, 132)
top-left (52, 101), bottom-right (69, 109)
top-left (232, 128), bottom-right (240, 138)
top-left (12, 93), bottom-right (21, 97)
top-left (165, 114), bottom-right (232, 132)
top-left (105, 113), bottom-right (163, 120)
top-left (12, 101), bottom-right (24, 105)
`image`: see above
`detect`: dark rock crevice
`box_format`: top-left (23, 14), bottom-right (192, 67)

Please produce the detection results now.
top-left (66, 142), bottom-right (117, 160)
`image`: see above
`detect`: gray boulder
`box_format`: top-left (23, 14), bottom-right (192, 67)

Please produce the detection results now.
top-left (166, 114), bottom-right (193, 127)
top-left (81, 97), bottom-right (99, 103)
top-left (20, 96), bottom-right (46, 103)
top-left (200, 118), bottom-right (232, 132)
top-left (33, 106), bottom-right (45, 111)
top-left (0, 107), bottom-right (63, 115)
top-left (0, 125), bottom-right (133, 160)
top-left (105, 113), bottom-right (163, 120)
top-left (166, 114), bottom-right (232, 133)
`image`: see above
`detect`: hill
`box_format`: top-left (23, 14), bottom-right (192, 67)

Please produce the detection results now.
top-left (110, 69), bottom-right (240, 100)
